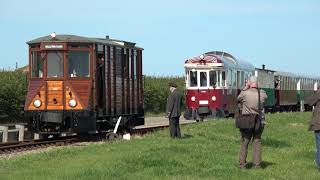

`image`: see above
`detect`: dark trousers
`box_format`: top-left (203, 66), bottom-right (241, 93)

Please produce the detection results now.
top-left (169, 117), bottom-right (181, 138)
top-left (315, 130), bottom-right (320, 169)
top-left (239, 128), bottom-right (264, 166)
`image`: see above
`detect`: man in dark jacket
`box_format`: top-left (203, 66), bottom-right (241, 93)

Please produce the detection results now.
top-left (306, 87), bottom-right (320, 171)
top-left (166, 82), bottom-right (182, 138)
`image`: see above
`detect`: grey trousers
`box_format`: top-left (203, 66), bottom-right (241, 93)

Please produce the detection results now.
top-left (169, 117), bottom-right (181, 138)
top-left (239, 128), bottom-right (264, 166)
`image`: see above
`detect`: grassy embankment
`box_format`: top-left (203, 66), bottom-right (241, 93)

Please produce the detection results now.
top-left (0, 112), bottom-right (319, 180)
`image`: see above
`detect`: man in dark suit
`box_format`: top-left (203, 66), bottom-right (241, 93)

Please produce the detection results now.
top-left (166, 82), bottom-right (182, 138)
top-left (306, 86), bottom-right (320, 171)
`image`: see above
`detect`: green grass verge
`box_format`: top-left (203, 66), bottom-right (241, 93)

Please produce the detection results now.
top-left (0, 112), bottom-right (319, 180)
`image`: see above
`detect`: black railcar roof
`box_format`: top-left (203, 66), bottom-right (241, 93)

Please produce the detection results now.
top-left (26, 34), bottom-right (143, 50)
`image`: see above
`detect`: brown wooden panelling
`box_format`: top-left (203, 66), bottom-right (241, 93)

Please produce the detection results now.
top-left (46, 81), bottom-right (64, 110)
top-left (126, 48), bottom-right (130, 114)
top-left (65, 84), bottom-right (84, 110)
top-left (101, 46), bottom-right (143, 116)
top-left (139, 50), bottom-right (143, 111)
top-left (107, 46), bottom-right (111, 115)
top-left (121, 48), bottom-right (125, 114)
top-left (68, 80), bottom-right (92, 108)
top-left (25, 80), bottom-right (43, 108)
top-left (113, 46), bottom-right (116, 115)
top-left (26, 85), bottom-right (46, 110)
top-left (131, 50), bottom-right (135, 113)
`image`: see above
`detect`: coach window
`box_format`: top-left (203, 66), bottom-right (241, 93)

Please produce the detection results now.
top-left (189, 71), bottom-right (197, 87)
top-left (200, 72), bottom-right (208, 87)
top-left (209, 70), bottom-right (217, 87)
top-left (47, 52), bottom-right (63, 78)
top-left (68, 51), bottom-right (90, 77)
top-left (31, 51), bottom-right (43, 78)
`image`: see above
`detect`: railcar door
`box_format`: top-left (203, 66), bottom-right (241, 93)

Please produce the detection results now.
top-left (46, 52), bottom-right (65, 113)
top-left (198, 71), bottom-right (211, 114)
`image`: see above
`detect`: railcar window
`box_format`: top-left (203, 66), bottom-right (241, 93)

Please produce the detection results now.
top-left (200, 72), bottom-right (208, 87)
top-left (189, 71), bottom-right (197, 87)
top-left (232, 71), bottom-right (236, 87)
top-left (228, 70), bottom-right (232, 86)
top-left (31, 52), bottom-right (43, 78)
top-left (209, 70), bottom-right (217, 87)
top-left (240, 72), bottom-right (244, 87)
top-left (47, 52), bottom-right (63, 78)
top-left (68, 51), bottom-right (90, 78)
top-left (222, 71), bottom-right (226, 87)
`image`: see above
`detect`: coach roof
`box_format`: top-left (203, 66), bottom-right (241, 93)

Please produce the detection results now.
top-left (205, 51), bottom-right (255, 71)
top-left (27, 34), bottom-right (143, 50)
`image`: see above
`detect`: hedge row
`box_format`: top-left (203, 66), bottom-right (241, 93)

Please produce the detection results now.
top-left (0, 71), bottom-right (185, 123)
top-left (144, 76), bottom-right (185, 114)
top-left (0, 69), bottom-right (28, 123)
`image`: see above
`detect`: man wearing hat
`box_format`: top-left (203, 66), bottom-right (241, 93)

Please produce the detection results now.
top-left (306, 85), bottom-right (320, 171)
top-left (237, 76), bottom-right (267, 169)
top-left (166, 82), bottom-right (182, 138)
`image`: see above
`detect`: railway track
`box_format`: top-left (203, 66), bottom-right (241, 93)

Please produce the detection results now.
top-left (0, 124), bottom-right (172, 155)
top-left (0, 137), bottom-right (80, 155)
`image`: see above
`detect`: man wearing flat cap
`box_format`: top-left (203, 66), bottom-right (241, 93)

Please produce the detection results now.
top-left (166, 82), bottom-right (182, 138)
top-left (237, 76), bottom-right (267, 169)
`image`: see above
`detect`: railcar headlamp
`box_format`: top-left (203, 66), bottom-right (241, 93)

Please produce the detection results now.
top-left (211, 96), bottom-right (216, 102)
top-left (69, 99), bottom-right (77, 107)
top-left (33, 99), bottom-right (42, 108)
top-left (50, 32), bottom-right (56, 38)
top-left (191, 96), bottom-right (196, 102)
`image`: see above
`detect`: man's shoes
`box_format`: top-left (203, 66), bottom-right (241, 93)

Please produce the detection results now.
top-left (239, 164), bottom-right (246, 169)
top-left (253, 165), bottom-right (261, 169)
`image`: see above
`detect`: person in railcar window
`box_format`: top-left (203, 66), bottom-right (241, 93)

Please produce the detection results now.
top-left (209, 71), bottom-right (217, 87)
top-left (190, 71), bottom-right (197, 87)
top-left (68, 51), bottom-right (90, 78)
top-left (222, 71), bottom-right (226, 87)
top-left (275, 79), bottom-right (280, 89)
top-left (200, 72), bottom-right (207, 87)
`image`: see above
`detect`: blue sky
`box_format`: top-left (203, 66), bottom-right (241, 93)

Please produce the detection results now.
top-left (0, 0), bottom-right (319, 76)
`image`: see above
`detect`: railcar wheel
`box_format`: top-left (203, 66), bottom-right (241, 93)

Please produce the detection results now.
top-left (106, 132), bottom-right (119, 141)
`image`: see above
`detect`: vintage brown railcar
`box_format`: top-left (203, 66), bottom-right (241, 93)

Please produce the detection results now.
top-left (25, 33), bottom-right (144, 137)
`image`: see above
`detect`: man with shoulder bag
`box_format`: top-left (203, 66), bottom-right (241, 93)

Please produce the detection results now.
top-left (236, 76), bottom-right (267, 169)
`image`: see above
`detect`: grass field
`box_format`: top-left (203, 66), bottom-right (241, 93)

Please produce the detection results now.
top-left (0, 112), bottom-right (319, 180)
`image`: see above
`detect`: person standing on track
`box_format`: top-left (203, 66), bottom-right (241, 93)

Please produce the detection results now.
top-left (166, 82), bottom-right (182, 138)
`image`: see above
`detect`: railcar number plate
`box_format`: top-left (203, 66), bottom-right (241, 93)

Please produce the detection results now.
top-left (199, 100), bottom-right (209, 105)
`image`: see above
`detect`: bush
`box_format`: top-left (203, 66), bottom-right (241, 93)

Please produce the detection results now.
top-left (0, 69), bottom-right (28, 123)
top-left (144, 76), bottom-right (185, 114)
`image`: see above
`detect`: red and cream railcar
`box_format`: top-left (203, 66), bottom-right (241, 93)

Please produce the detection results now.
top-left (25, 33), bottom-right (144, 137)
top-left (183, 51), bottom-right (254, 120)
